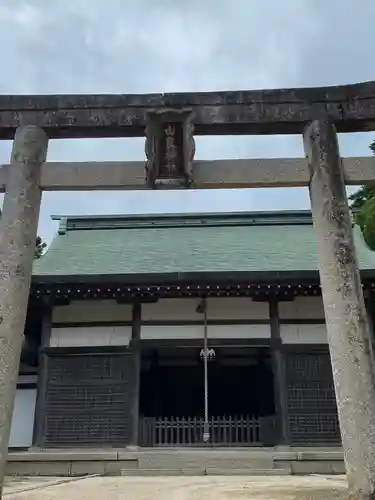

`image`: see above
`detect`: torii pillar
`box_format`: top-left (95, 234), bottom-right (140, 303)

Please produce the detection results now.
top-left (304, 120), bottom-right (375, 500)
top-left (0, 126), bottom-right (48, 496)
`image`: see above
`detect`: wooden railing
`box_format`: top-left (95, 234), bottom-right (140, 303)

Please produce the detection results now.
top-left (139, 415), bottom-right (277, 447)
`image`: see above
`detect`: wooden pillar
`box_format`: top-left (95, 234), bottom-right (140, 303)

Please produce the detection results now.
top-left (130, 302), bottom-right (141, 447)
top-left (269, 298), bottom-right (289, 446)
top-left (32, 299), bottom-right (52, 448)
top-left (0, 126), bottom-right (48, 495)
top-left (304, 120), bottom-right (375, 499)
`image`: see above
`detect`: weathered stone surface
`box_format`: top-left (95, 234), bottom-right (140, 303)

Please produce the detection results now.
top-left (145, 110), bottom-right (195, 188)
top-left (0, 157), bottom-right (373, 193)
top-left (0, 81), bottom-right (374, 138)
top-left (8, 451), bottom-right (119, 462)
top-left (304, 120), bottom-right (375, 500)
top-left (70, 461), bottom-right (108, 476)
top-left (291, 461), bottom-right (333, 475)
top-left (332, 461), bottom-right (347, 475)
top-left (297, 451), bottom-right (344, 461)
top-left (6, 461), bottom-right (71, 477)
top-left (0, 125), bottom-right (48, 496)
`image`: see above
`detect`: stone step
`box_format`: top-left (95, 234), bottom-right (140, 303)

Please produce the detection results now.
top-left (138, 454), bottom-right (274, 471)
top-left (121, 468), bottom-right (205, 476)
top-left (120, 468), bottom-right (292, 477)
top-left (205, 468), bottom-right (292, 476)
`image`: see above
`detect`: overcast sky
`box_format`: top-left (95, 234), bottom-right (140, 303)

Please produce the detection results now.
top-left (0, 0), bottom-right (374, 242)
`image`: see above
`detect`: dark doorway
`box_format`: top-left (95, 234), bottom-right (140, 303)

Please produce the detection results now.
top-left (140, 347), bottom-right (203, 418)
top-left (139, 345), bottom-right (275, 419)
top-left (209, 346), bottom-right (275, 417)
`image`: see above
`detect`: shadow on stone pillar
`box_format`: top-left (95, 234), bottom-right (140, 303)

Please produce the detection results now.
top-left (0, 126), bottom-right (48, 496)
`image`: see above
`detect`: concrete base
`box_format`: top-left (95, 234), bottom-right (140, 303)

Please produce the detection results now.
top-left (6, 447), bottom-right (345, 477)
top-left (6, 451), bottom-right (138, 477)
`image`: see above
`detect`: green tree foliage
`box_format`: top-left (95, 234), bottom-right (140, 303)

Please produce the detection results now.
top-left (349, 184), bottom-right (375, 210)
top-left (35, 236), bottom-right (47, 259)
top-left (359, 195), bottom-right (375, 251)
top-left (349, 139), bottom-right (375, 249)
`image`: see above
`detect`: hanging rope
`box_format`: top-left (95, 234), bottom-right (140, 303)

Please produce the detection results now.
top-left (202, 298), bottom-right (210, 443)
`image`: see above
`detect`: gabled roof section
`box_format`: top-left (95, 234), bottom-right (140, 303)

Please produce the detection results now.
top-left (32, 210), bottom-right (375, 281)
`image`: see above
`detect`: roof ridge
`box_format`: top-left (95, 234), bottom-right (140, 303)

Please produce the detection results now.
top-left (51, 210), bottom-right (314, 232)
top-left (51, 209), bottom-right (312, 221)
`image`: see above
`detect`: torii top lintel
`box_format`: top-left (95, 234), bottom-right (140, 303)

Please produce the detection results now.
top-left (0, 81), bottom-right (374, 139)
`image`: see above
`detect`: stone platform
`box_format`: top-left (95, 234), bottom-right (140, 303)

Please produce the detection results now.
top-left (2, 475), bottom-right (349, 500)
top-left (6, 447), bottom-right (345, 477)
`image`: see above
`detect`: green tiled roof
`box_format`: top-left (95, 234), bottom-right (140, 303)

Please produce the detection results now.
top-left (32, 211), bottom-right (375, 280)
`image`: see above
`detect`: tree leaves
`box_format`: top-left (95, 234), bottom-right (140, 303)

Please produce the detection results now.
top-left (349, 185), bottom-right (375, 210)
top-left (350, 139), bottom-right (375, 250)
top-left (35, 236), bottom-right (47, 259)
top-left (360, 195), bottom-right (375, 251)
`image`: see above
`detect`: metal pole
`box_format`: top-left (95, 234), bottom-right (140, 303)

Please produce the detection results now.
top-left (202, 299), bottom-right (210, 442)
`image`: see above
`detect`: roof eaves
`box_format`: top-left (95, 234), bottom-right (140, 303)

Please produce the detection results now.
top-left (50, 210), bottom-right (314, 231)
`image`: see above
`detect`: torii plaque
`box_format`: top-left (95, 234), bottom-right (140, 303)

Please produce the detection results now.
top-left (145, 109), bottom-right (195, 188)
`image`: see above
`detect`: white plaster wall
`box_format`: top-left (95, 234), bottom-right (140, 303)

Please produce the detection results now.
top-left (142, 325), bottom-right (202, 340)
top-left (278, 296), bottom-right (325, 320)
top-left (52, 300), bottom-right (132, 323)
top-left (280, 324), bottom-right (328, 344)
top-left (9, 389), bottom-right (37, 448)
top-left (207, 298), bottom-right (269, 320)
top-left (50, 326), bottom-right (132, 347)
top-left (208, 325), bottom-right (270, 339)
top-left (142, 298), bottom-right (268, 321)
top-left (141, 324), bottom-right (270, 340)
top-left (142, 299), bottom-right (202, 321)
top-left (18, 374), bottom-right (38, 385)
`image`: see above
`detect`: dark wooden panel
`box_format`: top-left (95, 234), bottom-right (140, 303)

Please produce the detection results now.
top-left (285, 350), bottom-right (341, 444)
top-left (32, 302), bottom-right (52, 447)
top-left (269, 299), bottom-right (289, 445)
top-left (44, 352), bottom-right (136, 446)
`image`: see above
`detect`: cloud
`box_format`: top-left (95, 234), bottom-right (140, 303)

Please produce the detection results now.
top-left (0, 0), bottom-right (373, 241)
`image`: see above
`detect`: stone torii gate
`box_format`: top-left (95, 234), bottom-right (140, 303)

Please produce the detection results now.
top-left (1, 82), bottom-right (375, 498)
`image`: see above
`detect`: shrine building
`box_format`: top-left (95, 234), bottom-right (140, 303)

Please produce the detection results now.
top-left (11, 209), bottom-right (375, 450)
